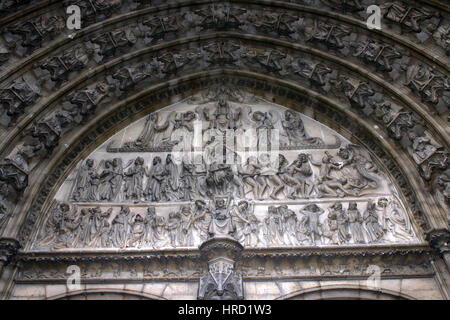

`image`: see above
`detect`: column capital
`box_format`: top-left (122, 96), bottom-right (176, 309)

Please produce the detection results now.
top-left (426, 229), bottom-right (450, 256)
top-left (0, 238), bottom-right (21, 266)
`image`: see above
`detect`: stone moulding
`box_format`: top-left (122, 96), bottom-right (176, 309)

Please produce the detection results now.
top-left (16, 243), bottom-right (432, 262)
top-left (13, 244), bottom-right (435, 284)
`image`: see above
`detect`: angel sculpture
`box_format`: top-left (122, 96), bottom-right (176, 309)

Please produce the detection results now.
top-left (281, 110), bottom-right (324, 147)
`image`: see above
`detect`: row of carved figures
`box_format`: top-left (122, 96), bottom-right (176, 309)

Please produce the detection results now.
top-left (1, 7), bottom-right (448, 128)
top-left (36, 197), bottom-right (416, 250)
top-left (1, 1), bottom-right (447, 59)
top-left (71, 146), bottom-right (381, 203)
top-left (117, 105), bottom-right (326, 151)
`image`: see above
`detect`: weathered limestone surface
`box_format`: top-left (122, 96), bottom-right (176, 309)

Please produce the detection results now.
top-left (0, 0), bottom-right (448, 300)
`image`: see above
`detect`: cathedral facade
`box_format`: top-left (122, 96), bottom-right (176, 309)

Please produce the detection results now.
top-left (0, 0), bottom-right (448, 300)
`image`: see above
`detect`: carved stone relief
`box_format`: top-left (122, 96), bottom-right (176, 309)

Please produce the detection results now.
top-left (3, 15), bottom-right (65, 55)
top-left (31, 94), bottom-right (419, 251)
top-left (15, 249), bottom-right (433, 282)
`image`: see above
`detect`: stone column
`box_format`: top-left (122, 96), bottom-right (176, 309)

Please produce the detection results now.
top-left (197, 236), bottom-right (244, 300)
top-left (427, 229), bottom-right (450, 299)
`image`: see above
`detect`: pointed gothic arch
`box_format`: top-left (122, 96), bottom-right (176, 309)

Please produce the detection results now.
top-left (0, 0), bottom-right (448, 300)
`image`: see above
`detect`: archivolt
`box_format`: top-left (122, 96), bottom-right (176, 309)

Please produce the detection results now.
top-left (4, 71), bottom-right (429, 248)
top-left (277, 284), bottom-right (416, 300)
top-left (0, 0), bottom-right (448, 248)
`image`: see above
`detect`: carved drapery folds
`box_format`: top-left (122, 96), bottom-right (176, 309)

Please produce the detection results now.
top-left (198, 237), bottom-right (244, 300)
top-left (29, 94), bottom-right (420, 252)
top-left (0, 77), bottom-right (40, 126)
top-left (39, 46), bottom-right (90, 87)
top-left (0, 0), bottom-right (446, 274)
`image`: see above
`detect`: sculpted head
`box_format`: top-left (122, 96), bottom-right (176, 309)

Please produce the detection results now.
top-left (238, 200), bottom-right (249, 211)
top-left (284, 110), bottom-right (296, 121)
top-left (377, 198), bottom-right (389, 208)
top-left (348, 202), bottom-right (358, 210)
top-left (217, 199), bottom-right (225, 208)
top-left (338, 147), bottom-right (350, 160)
top-left (153, 156), bottom-right (161, 165)
top-left (297, 153), bottom-right (309, 163)
top-left (59, 203), bottom-right (70, 212)
top-left (332, 202), bottom-right (343, 211)
top-left (136, 157), bottom-right (144, 165)
top-left (195, 200), bottom-right (206, 209)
